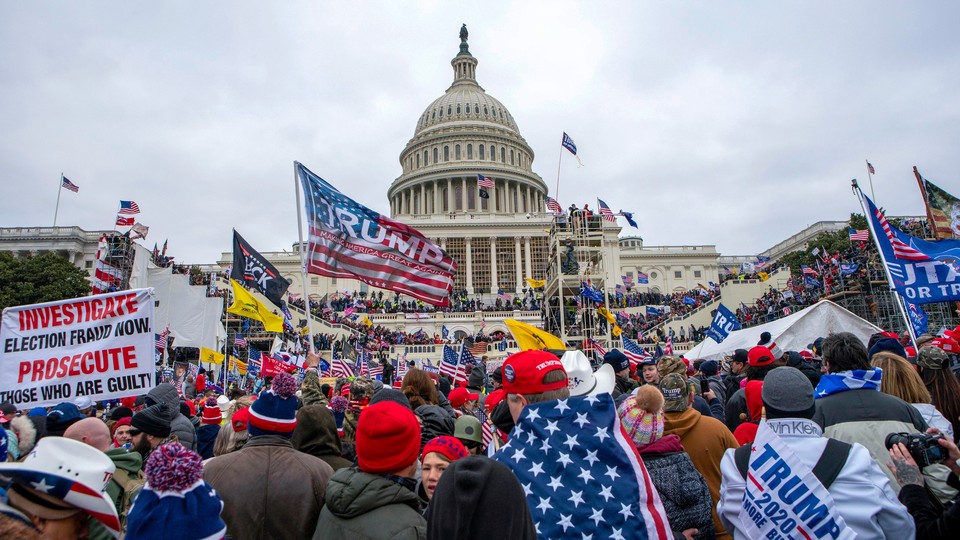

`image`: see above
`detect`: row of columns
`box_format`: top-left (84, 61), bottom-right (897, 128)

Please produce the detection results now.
top-left (392, 178), bottom-right (544, 216)
top-left (439, 236), bottom-right (534, 294)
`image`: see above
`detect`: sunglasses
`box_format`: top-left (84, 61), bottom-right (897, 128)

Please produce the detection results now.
top-left (128, 428), bottom-right (142, 437)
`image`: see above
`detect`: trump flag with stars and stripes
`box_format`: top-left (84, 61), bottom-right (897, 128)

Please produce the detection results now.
top-left (297, 162), bottom-right (457, 306)
top-left (493, 394), bottom-right (669, 539)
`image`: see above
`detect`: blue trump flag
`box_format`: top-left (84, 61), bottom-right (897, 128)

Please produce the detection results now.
top-left (580, 283), bottom-right (604, 303)
top-left (645, 306), bottom-right (661, 317)
top-left (705, 303), bottom-right (741, 343)
top-left (860, 189), bottom-right (960, 304)
top-left (905, 300), bottom-right (928, 337)
top-left (839, 263), bottom-right (859, 275)
top-left (682, 296), bottom-right (697, 306)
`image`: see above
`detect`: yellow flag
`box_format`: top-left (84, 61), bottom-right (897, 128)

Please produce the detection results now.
top-left (300, 326), bottom-right (311, 336)
top-left (758, 272), bottom-right (769, 282)
top-left (525, 278), bottom-right (546, 289)
top-left (230, 357), bottom-right (247, 375)
top-left (227, 279), bottom-right (284, 332)
top-left (200, 347), bottom-right (225, 365)
top-left (362, 315), bottom-right (373, 327)
top-left (612, 325), bottom-right (622, 337)
top-left (505, 319), bottom-right (566, 351)
top-left (597, 306), bottom-right (616, 324)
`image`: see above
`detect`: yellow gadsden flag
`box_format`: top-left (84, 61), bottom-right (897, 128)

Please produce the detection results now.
top-left (227, 279), bottom-right (284, 333)
top-left (596, 306), bottom-right (616, 324)
top-left (505, 319), bottom-right (566, 351)
top-left (525, 278), bottom-right (546, 289)
top-left (200, 347), bottom-right (225, 365)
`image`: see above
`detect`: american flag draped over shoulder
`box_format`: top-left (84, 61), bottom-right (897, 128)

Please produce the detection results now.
top-left (493, 394), bottom-right (669, 539)
top-left (297, 162), bottom-right (457, 306)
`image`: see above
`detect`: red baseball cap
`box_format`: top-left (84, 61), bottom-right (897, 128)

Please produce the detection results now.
top-left (747, 346), bottom-right (776, 367)
top-left (501, 350), bottom-right (567, 395)
top-left (484, 389), bottom-right (507, 413)
top-left (447, 387), bottom-right (479, 409)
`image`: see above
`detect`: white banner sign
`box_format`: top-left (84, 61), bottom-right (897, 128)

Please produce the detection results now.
top-left (0, 289), bottom-right (156, 408)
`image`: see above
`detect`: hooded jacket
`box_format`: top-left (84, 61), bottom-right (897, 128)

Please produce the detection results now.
top-left (87, 447), bottom-right (144, 540)
top-left (196, 423), bottom-right (220, 461)
top-left (664, 407), bottom-right (739, 540)
top-left (292, 405), bottom-right (353, 472)
top-left (313, 467), bottom-right (426, 540)
top-left (732, 380), bottom-right (763, 445)
top-left (414, 405), bottom-right (455, 451)
top-left (638, 434), bottom-right (715, 540)
top-left (145, 383), bottom-right (197, 451)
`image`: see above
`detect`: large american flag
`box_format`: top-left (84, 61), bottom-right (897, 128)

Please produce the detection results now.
top-left (331, 356), bottom-right (355, 378)
top-left (597, 198), bottom-right (617, 222)
top-left (467, 340), bottom-right (488, 356)
top-left (868, 197), bottom-right (930, 261)
top-left (61, 176), bottom-right (79, 193)
top-left (440, 345), bottom-right (467, 385)
top-left (848, 228), bottom-right (869, 242)
top-left (297, 162), bottom-right (457, 306)
top-left (622, 336), bottom-right (652, 369)
top-left (545, 196), bottom-right (562, 213)
top-left (477, 174), bottom-right (495, 189)
top-left (493, 394), bottom-right (670, 538)
top-left (118, 200), bottom-right (140, 214)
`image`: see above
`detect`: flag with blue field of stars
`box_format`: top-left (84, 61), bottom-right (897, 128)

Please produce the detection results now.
top-left (493, 394), bottom-right (669, 539)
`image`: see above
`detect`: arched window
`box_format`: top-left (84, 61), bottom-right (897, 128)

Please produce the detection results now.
top-left (455, 145), bottom-right (461, 160)
top-left (501, 147), bottom-right (506, 162)
top-left (475, 103), bottom-right (479, 115)
top-left (424, 150), bottom-right (428, 166)
top-left (433, 148), bottom-right (439, 164)
top-left (432, 110), bottom-right (436, 120)
top-left (447, 106), bottom-right (452, 115)
top-left (439, 108), bottom-right (443, 118)
top-left (444, 146), bottom-right (450, 162)
top-left (467, 144), bottom-right (473, 159)
top-left (490, 145), bottom-right (495, 160)
top-left (479, 145), bottom-right (485, 160)
top-left (416, 154), bottom-right (420, 167)
top-left (510, 149), bottom-right (514, 165)
top-left (456, 104), bottom-right (461, 114)
top-left (484, 105), bottom-right (488, 115)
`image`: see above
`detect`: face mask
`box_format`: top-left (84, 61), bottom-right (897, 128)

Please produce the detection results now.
top-left (490, 400), bottom-right (515, 434)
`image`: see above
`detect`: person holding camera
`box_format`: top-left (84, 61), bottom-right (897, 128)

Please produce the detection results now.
top-left (888, 427), bottom-right (960, 538)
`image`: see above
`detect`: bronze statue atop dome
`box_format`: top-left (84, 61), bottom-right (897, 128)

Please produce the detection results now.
top-left (460, 24), bottom-right (468, 43)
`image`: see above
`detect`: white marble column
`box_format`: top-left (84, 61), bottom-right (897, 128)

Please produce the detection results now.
top-left (490, 237), bottom-right (498, 293)
top-left (434, 180), bottom-right (440, 213)
top-left (447, 179), bottom-right (453, 212)
top-left (514, 237), bottom-right (522, 291)
top-left (465, 237), bottom-right (474, 293)
top-left (461, 178), bottom-right (467, 211)
top-left (524, 237), bottom-right (532, 280)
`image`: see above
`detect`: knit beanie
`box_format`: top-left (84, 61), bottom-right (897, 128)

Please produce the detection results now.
top-left (125, 443), bottom-right (226, 540)
top-left (200, 398), bottom-right (222, 425)
top-left (868, 337), bottom-right (907, 360)
top-left (248, 372), bottom-right (298, 438)
top-left (355, 401), bottom-right (421, 475)
top-left (131, 403), bottom-right (172, 438)
top-left (368, 388), bottom-right (412, 410)
top-left (109, 406), bottom-right (133, 421)
top-left (603, 349), bottom-right (631, 373)
top-left (617, 386), bottom-right (665, 448)
top-left (421, 436), bottom-right (469, 463)
top-left (700, 360), bottom-right (719, 377)
top-left (761, 367), bottom-right (815, 420)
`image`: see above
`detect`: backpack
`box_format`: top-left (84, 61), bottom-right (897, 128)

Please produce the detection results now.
top-left (113, 467), bottom-right (146, 535)
top-left (734, 438), bottom-right (852, 488)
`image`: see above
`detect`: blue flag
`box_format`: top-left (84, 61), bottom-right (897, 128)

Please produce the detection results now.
top-left (442, 325), bottom-right (449, 339)
top-left (705, 303), bottom-right (741, 343)
top-left (861, 190), bottom-right (960, 304)
top-left (646, 306), bottom-right (661, 317)
top-left (580, 283), bottom-right (604, 303)
top-left (620, 210), bottom-right (638, 228)
top-left (636, 272), bottom-right (649, 284)
top-left (682, 296), bottom-right (696, 306)
top-left (804, 276), bottom-right (820, 289)
top-left (839, 263), bottom-right (859, 275)
top-left (905, 299), bottom-right (929, 337)
top-left (561, 132), bottom-right (577, 155)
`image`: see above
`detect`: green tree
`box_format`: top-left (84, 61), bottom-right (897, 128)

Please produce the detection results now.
top-left (780, 213), bottom-right (872, 276)
top-left (0, 252), bottom-right (91, 311)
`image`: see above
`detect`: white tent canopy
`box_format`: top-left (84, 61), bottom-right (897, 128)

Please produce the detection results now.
top-left (685, 300), bottom-right (882, 361)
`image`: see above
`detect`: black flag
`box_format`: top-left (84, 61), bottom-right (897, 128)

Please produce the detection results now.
top-left (231, 230), bottom-right (291, 307)
top-left (478, 187), bottom-right (489, 199)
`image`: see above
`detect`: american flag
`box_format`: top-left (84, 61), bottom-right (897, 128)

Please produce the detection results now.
top-left (234, 334), bottom-right (247, 348)
top-left (848, 228), bottom-right (870, 242)
top-left (396, 356), bottom-right (408, 380)
top-left (331, 356), bottom-right (356, 378)
top-left (477, 174), bottom-right (495, 189)
top-left (636, 272), bottom-right (649, 284)
top-left (866, 195), bottom-right (930, 261)
top-left (118, 200), bottom-right (140, 214)
top-left (248, 350), bottom-right (262, 375)
top-left (589, 338), bottom-right (607, 361)
top-left (155, 328), bottom-right (170, 351)
top-left (368, 361), bottom-right (383, 378)
top-left (497, 288), bottom-right (512, 302)
top-left (801, 265), bottom-right (819, 276)
top-left (621, 336), bottom-right (651, 368)
top-left (440, 345), bottom-right (468, 385)
top-left (545, 196), bottom-right (562, 213)
top-left (664, 336), bottom-right (674, 355)
top-left (91, 259), bottom-right (123, 295)
top-left (467, 340), bottom-right (488, 356)
top-left (475, 407), bottom-right (495, 447)
top-left (493, 394), bottom-right (670, 538)
top-left (297, 162), bottom-right (457, 307)
top-left (61, 176), bottom-right (79, 193)
top-left (867, 161), bottom-right (876, 175)
top-left (597, 198), bottom-right (617, 222)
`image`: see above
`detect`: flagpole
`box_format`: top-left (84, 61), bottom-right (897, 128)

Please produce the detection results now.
top-left (53, 173), bottom-right (64, 227)
top-left (851, 180), bottom-right (917, 349)
top-left (293, 161), bottom-right (317, 355)
top-left (554, 136), bottom-right (563, 203)
top-left (866, 160), bottom-right (876, 202)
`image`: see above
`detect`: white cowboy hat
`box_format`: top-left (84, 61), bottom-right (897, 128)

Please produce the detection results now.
top-left (561, 350), bottom-right (616, 397)
top-left (0, 437), bottom-right (120, 538)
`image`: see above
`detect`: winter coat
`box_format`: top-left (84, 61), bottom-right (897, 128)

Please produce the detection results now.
top-left (722, 374), bottom-right (745, 407)
top-left (86, 447), bottom-right (143, 540)
top-left (899, 471), bottom-right (960, 539)
top-left (313, 467), bottom-right (427, 540)
top-left (664, 407), bottom-right (739, 540)
top-left (204, 435), bottom-right (335, 540)
top-left (292, 404), bottom-right (353, 472)
top-left (699, 374), bottom-right (726, 405)
top-left (301, 370), bottom-right (330, 407)
top-left (912, 403), bottom-right (955, 441)
top-left (415, 405), bottom-right (455, 451)
top-left (639, 434), bottom-right (716, 540)
top-left (614, 374), bottom-right (639, 397)
top-left (196, 424), bottom-right (219, 461)
top-left (145, 383), bottom-right (197, 451)
top-left (719, 418), bottom-right (914, 539)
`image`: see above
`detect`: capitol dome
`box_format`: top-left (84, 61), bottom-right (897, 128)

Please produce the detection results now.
top-left (388, 27), bottom-right (547, 220)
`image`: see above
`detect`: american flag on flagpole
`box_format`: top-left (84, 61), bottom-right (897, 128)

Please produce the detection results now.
top-left (664, 336), bottom-right (674, 355)
top-left (155, 328), bottom-right (170, 351)
top-left (331, 356), bottom-right (355, 378)
top-left (597, 199), bottom-right (617, 222)
top-left (467, 340), bottom-right (488, 356)
top-left (477, 174), bottom-right (495, 189)
top-left (545, 196), bottom-right (562, 213)
top-left (869, 200), bottom-right (931, 261)
top-left (61, 176), bottom-right (79, 193)
top-left (848, 228), bottom-right (870, 242)
top-left (234, 334), bottom-right (247, 348)
top-left (589, 338), bottom-right (607, 361)
top-left (801, 265), bottom-right (819, 276)
top-left (867, 161), bottom-right (876, 175)
top-left (622, 336), bottom-right (651, 369)
top-left (118, 200), bottom-right (140, 214)
top-left (475, 407), bottom-right (495, 448)
top-left (440, 345), bottom-right (467, 385)
top-left (396, 356), bottom-right (408, 380)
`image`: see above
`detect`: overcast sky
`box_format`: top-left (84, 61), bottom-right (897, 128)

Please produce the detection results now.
top-left (3, 1), bottom-right (958, 264)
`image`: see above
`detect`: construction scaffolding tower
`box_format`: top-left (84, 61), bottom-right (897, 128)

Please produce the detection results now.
top-left (98, 232), bottom-right (137, 292)
top-left (829, 285), bottom-right (959, 337)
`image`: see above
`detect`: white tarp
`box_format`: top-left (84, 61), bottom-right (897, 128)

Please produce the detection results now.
top-left (685, 300), bottom-right (881, 361)
top-left (149, 267), bottom-right (225, 350)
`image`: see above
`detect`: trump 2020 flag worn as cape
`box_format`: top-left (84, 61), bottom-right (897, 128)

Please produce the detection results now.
top-left (231, 230), bottom-right (290, 308)
top-left (227, 279), bottom-right (284, 333)
top-left (493, 394), bottom-right (669, 539)
top-left (297, 162), bottom-right (457, 306)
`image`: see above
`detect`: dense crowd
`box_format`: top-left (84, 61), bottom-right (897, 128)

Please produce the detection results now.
top-left (3, 325), bottom-right (960, 539)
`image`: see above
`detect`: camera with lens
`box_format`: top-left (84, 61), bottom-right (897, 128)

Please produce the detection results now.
top-left (885, 432), bottom-right (948, 468)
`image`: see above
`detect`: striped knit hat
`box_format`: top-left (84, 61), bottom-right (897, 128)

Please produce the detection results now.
top-left (248, 372), bottom-right (298, 438)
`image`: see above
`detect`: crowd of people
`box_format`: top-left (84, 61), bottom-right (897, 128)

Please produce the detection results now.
top-left (3, 323), bottom-right (960, 539)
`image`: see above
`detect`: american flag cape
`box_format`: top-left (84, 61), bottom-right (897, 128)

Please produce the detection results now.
top-left (297, 162), bottom-right (457, 306)
top-left (493, 394), bottom-right (669, 539)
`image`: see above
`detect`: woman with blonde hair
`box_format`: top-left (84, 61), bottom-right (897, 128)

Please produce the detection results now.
top-left (871, 351), bottom-right (954, 440)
